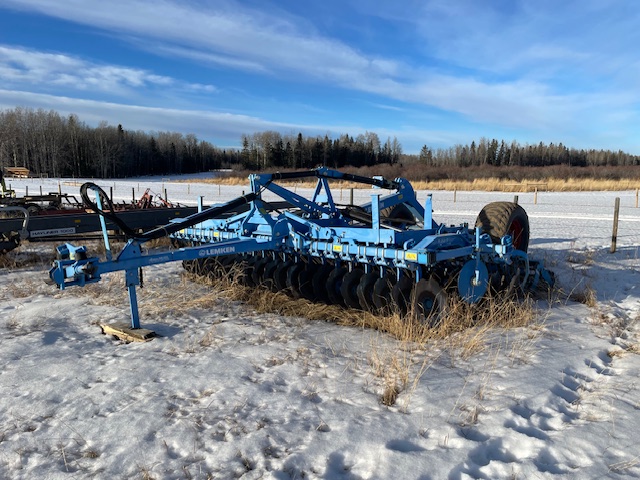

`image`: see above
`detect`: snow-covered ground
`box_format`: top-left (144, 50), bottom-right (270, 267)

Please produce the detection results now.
top-left (1, 175), bottom-right (640, 479)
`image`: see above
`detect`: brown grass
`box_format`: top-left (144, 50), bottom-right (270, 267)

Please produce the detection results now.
top-left (176, 266), bottom-right (543, 346)
top-left (179, 267), bottom-right (544, 407)
top-left (0, 248), bottom-right (56, 269)
top-left (184, 165), bottom-right (640, 192)
top-left (412, 177), bottom-right (640, 192)
top-left (184, 175), bottom-right (638, 192)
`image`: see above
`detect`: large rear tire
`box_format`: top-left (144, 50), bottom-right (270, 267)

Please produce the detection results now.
top-left (475, 201), bottom-right (530, 252)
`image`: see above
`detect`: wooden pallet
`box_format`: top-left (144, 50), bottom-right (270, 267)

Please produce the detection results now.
top-left (100, 322), bottom-right (156, 342)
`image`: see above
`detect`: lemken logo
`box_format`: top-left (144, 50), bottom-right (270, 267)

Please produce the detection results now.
top-left (198, 246), bottom-right (237, 257)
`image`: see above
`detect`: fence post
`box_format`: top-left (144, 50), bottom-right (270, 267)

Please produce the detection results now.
top-left (25, 186), bottom-right (28, 196)
top-left (610, 197), bottom-right (620, 254)
top-left (453, 189), bottom-right (457, 203)
top-left (349, 188), bottom-right (354, 205)
top-left (58, 182), bottom-right (62, 195)
top-left (513, 195), bottom-right (519, 204)
top-left (40, 185), bottom-right (43, 195)
top-left (636, 188), bottom-right (639, 208)
top-left (164, 188), bottom-right (168, 202)
top-left (110, 186), bottom-right (113, 202)
top-left (534, 188), bottom-right (538, 205)
top-left (132, 187), bottom-right (135, 203)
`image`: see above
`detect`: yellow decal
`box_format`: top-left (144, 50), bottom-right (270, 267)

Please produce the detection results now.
top-left (332, 244), bottom-right (343, 252)
top-left (405, 252), bottom-right (418, 261)
top-left (213, 231), bottom-right (220, 238)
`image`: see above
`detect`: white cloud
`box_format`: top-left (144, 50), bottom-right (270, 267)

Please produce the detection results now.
top-left (0, 89), bottom-right (356, 144)
top-left (0, 45), bottom-right (215, 95)
top-left (3, 0), bottom-right (627, 129)
top-left (1, 0), bottom-right (639, 153)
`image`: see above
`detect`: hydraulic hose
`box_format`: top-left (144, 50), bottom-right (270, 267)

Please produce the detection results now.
top-left (80, 182), bottom-right (137, 237)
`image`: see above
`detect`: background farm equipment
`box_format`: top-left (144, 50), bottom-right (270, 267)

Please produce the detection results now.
top-left (0, 182), bottom-right (195, 254)
top-left (48, 168), bottom-right (554, 332)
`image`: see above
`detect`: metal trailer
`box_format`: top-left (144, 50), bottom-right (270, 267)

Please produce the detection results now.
top-left (48, 168), bottom-right (554, 330)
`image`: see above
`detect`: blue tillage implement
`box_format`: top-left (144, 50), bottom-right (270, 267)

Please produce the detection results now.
top-left (49, 168), bottom-right (554, 329)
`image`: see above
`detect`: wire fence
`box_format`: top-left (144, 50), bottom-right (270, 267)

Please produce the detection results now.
top-left (5, 177), bottom-right (640, 252)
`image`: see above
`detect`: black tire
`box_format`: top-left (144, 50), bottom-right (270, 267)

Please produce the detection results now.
top-left (413, 277), bottom-right (448, 328)
top-left (357, 271), bottom-right (379, 311)
top-left (326, 266), bottom-right (348, 306)
top-left (25, 203), bottom-right (41, 215)
top-left (391, 274), bottom-right (413, 315)
top-left (475, 202), bottom-right (530, 252)
top-left (340, 268), bottom-right (364, 309)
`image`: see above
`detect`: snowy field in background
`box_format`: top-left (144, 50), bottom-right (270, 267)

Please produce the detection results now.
top-left (1, 174), bottom-right (640, 479)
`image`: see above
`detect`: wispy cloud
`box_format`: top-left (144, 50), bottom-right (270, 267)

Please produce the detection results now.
top-left (1, 0), bottom-right (639, 153)
top-left (0, 45), bottom-right (216, 95)
top-left (0, 89), bottom-right (357, 141)
top-left (3, 0), bottom-right (633, 133)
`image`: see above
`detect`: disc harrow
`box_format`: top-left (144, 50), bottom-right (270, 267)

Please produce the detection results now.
top-left (48, 168), bottom-right (554, 329)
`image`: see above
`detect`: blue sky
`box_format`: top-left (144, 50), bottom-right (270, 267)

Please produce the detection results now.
top-left (0, 0), bottom-right (638, 154)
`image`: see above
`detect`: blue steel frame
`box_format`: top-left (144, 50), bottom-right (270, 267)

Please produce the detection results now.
top-left (49, 168), bottom-right (550, 329)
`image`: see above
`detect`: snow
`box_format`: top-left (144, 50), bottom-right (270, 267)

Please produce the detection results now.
top-left (1, 175), bottom-right (640, 479)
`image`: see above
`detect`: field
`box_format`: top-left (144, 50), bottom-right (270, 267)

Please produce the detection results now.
top-left (1, 174), bottom-right (640, 479)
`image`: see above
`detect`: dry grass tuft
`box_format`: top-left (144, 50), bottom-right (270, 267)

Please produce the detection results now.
top-left (381, 384), bottom-right (400, 406)
top-left (185, 269), bottom-right (541, 346)
top-left (0, 248), bottom-right (55, 269)
top-left (567, 285), bottom-right (598, 308)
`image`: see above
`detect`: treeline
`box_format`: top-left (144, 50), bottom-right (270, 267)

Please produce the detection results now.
top-left (240, 131), bottom-right (402, 170)
top-left (1, 107), bottom-right (639, 179)
top-left (418, 138), bottom-right (640, 168)
top-left (0, 107), bottom-right (236, 177)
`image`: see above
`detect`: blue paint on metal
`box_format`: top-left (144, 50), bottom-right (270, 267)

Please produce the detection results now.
top-left (48, 168), bottom-right (553, 329)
